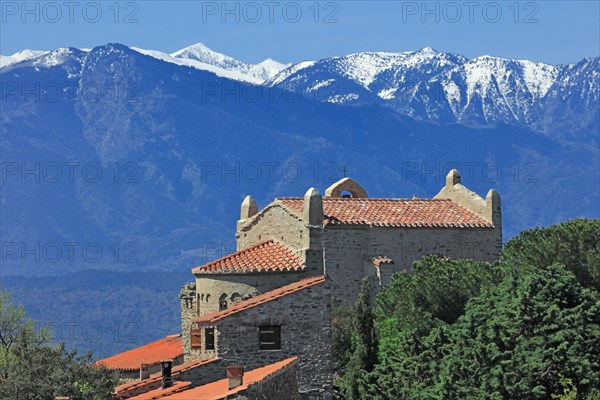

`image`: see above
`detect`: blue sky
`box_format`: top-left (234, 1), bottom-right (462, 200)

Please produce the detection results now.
top-left (1, 1), bottom-right (599, 64)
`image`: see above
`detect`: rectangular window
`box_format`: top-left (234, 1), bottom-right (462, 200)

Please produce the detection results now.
top-left (259, 326), bottom-right (281, 350)
top-left (205, 327), bottom-right (215, 350)
top-left (190, 329), bottom-right (202, 350)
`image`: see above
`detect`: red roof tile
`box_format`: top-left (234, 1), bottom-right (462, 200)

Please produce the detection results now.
top-left (194, 275), bottom-right (326, 324)
top-left (115, 358), bottom-right (219, 397)
top-left (159, 357), bottom-right (298, 400)
top-left (369, 256), bottom-right (394, 266)
top-left (96, 334), bottom-right (183, 371)
top-left (192, 240), bottom-right (305, 274)
top-left (277, 197), bottom-right (494, 228)
top-left (126, 381), bottom-right (192, 400)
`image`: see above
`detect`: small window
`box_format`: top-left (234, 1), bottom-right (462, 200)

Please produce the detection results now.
top-left (230, 292), bottom-right (242, 304)
top-left (259, 326), bottom-right (281, 350)
top-left (190, 328), bottom-right (202, 349)
top-left (205, 327), bottom-right (215, 350)
top-left (219, 294), bottom-right (228, 311)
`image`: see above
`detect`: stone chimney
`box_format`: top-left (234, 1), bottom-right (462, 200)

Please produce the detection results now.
top-left (140, 363), bottom-right (150, 380)
top-left (226, 366), bottom-right (244, 389)
top-left (161, 360), bottom-right (173, 389)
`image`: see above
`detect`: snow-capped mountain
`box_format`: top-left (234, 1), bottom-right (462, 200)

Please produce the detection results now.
top-left (170, 42), bottom-right (289, 83)
top-left (0, 49), bottom-right (48, 67)
top-left (269, 47), bottom-right (599, 138)
top-left (2, 43), bottom-right (596, 139)
top-left (0, 42), bottom-right (289, 84)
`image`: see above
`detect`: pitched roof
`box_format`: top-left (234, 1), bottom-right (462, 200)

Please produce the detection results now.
top-left (194, 275), bottom-right (326, 324)
top-left (96, 334), bottom-right (183, 371)
top-left (157, 357), bottom-right (298, 400)
top-left (125, 381), bottom-right (193, 400)
top-left (192, 240), bottom-right (305, 274)
top-left (276, 197), bottom-right (494, 228)
top-left (115, 359), bottom-right (219, 397)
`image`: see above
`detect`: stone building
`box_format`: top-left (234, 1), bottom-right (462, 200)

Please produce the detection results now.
top-left (101, 170), bottom-right (502, 399)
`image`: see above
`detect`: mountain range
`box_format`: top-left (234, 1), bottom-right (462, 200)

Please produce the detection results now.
top-left (1, 42), bottom-right (598, 277)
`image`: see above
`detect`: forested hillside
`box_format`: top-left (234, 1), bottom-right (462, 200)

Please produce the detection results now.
top-left (1, 271), bottom-right (191, 359)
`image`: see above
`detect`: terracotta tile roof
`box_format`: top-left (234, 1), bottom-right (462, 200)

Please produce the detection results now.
top-left (192, 240), bottom-right (305, 274)
top-left (277, 197), bottom-right (494, 228)
top-left (369, 256), bottom-right (394, 266)
top-left (126, 381), bottom-right (192, 400)
top-left (115, 358), bottom-right (219, 397)
top-left (194, 275), bottom-right (326, 324)
top-left (96, 334), bottom-right (183, 371)
top-left (160, 357), bottom-right (299, 400)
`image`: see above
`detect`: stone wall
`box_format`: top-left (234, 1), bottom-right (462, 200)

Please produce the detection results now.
top-left (236, 204), bottom-right (306, 252)
top-left (195, 272), bottom-right (308, 315)
top-left (237, 359), bottom-right (300, 400)
top-left (182, 273), bottom-right (308, 359)
top-left (179, 359), bottom-right (228, 386)
top-left (179, 281), bottom-right (197, 359)
top-left (323, 225), bottom-right (501, 304)
top-left (199, 279), bottom-right (333, 396)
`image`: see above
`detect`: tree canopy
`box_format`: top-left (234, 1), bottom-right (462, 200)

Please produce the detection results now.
top-left (0, 289), bottom-right (117, 400)
top-left (333, 219), bottom-right (600, 399)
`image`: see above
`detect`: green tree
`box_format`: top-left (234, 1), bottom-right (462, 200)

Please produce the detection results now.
top-left (439, 263), bottom-right (600, 399)
top-left (337, 278), bottom-right (378, 400)
top-left (360, 219), bottom-right (600, 399)
top-left (0, 289), bottom-right (49, 378)
top-left (502, 218), bottom-right (600, 290)
top-left (364, 257), bottom-right (498, 400)
top-left (332, 300), bottom-right (354, 372)
top-left (0, 288), bottom-right (117, 400)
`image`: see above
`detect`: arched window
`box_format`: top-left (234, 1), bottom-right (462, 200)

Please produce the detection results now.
top-left (219, 293), bottom-right (228, 311)
top-left (230, 292), bottom-right (242, 304)
top-left (206, 294), bottom-right (211, 303)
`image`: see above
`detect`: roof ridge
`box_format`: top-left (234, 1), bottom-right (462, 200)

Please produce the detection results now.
top-left (276, 197), bottom-right (452, 201)
top-left (194, 275), bottom-right (327, 324)
top-left (277, 197), bottom-right (494, 228)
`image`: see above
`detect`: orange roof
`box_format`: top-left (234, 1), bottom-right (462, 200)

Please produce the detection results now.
top-left (370, 256), bottom-right (394, 266)
top-left (96, 334), bottom-right (183, 371)
top-left (115, 359), bottom-right (219, 396)
top-left (126, 381), bottom-right (192, 400)
top-left (159, 357), bottom-right (298, 400)
top-left (194, 275), bottom-right (326, 324)
top-left (277, 197), bottom-right (494, 228)
top-left (192, 240), bottom-right (305, 274)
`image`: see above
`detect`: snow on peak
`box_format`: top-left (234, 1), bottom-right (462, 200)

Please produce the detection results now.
top-left (0, 49), bottom-right (48, 68)
top-left (169, 42), bottom-right (288, 82)
top-left (170, 42), bottom-right (238, 66)
top-left (266, 60), bottom-right (316, 86)
top-left (418, 47), bottom-right (437, 54)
